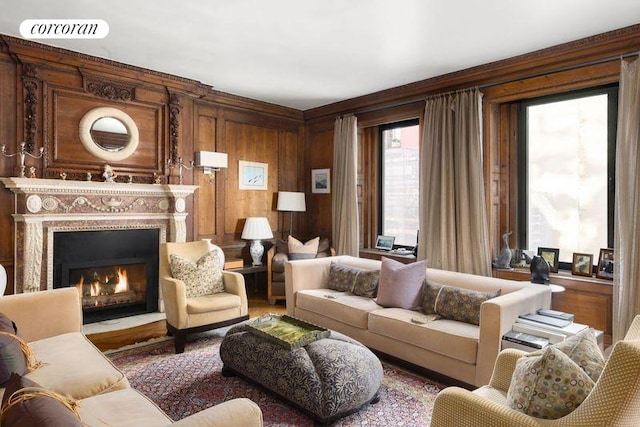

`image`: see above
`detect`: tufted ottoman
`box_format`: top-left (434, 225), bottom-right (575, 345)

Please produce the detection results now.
top-left (220, 316), bottom-right (383, 424)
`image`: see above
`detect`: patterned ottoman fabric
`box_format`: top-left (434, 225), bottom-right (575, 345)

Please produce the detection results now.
top-left (220, 319), bottom-right (383, 424)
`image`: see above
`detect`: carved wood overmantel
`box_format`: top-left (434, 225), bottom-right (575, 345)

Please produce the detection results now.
top-left (0, 177), bottom-right (197, 293)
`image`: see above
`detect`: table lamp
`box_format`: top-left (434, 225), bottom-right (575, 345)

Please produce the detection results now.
top-left (276, 191), bottom-right (306, 237)
top-left (241, 217), bottom-right (274, 266)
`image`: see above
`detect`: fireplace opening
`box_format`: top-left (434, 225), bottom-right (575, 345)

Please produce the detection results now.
top-left (53, 229), bottom-right (159, 324)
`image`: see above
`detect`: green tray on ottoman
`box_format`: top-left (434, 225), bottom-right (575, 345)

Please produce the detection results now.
top-left (246, 314), bottom-right (330, 350)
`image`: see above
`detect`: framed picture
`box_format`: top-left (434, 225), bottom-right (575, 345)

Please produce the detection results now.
top-left (596, 248), bottom-right (614, 280)
top-left (311, 168), bottom-right (330, 194)
top-left (537, 247), bottom-right (559, 273)
top-left (572, 252), bottom-right (594, 277)
top-left (375, 235), bottom-right (395, 251)
top-left (238, 160), bottom-right (267, 190)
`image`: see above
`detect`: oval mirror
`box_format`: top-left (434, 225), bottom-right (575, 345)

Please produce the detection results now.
top-left (79, 107), bottom-right (139, 161)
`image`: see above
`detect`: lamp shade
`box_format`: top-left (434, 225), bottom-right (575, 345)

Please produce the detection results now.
top-left (241, 217), bottom-right (274, 240)
top-left (277, 191), bottom-right (306, 212)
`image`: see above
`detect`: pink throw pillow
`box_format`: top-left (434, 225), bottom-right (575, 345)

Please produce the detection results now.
top-left (375, 257), bottom-right (426, 310)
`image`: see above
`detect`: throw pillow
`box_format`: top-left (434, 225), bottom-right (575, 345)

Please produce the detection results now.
top-left (422, 281), bottom-right (444, 314)
top-left (0, 313), bottom-right (27, 387)
top-left (288, 236), bottom-right (320, 260)
top-left (434, 286), bottom-right (501, 325)
top-left (327, 262), bottom-right (360, 292)
top-left (352, 270), bottom-right (380, 298)
top-left (534, 328), bottom-right (604, 383)
top-left (507, 346), bottom-right (595, 419)
top-left (169, 250), bottom-right (224, 298)
top-left (1, 373), bottom-right (83, 427)
top-left (375, 257), bottom-right (426, 310)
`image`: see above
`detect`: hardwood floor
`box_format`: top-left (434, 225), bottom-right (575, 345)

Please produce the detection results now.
top-left (87, 297), bottom-right (286, 352)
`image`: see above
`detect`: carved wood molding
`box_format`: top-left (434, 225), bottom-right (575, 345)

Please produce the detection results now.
top-left (84, 77), bottom-right (135, 101)
top-left (168, 92), bottom-right (181, 163)
top-left (22, 63), bottom-right (39, 153)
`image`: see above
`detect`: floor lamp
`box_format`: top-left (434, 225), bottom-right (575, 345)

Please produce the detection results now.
top-left (277, 191), bottom-right (306, 237)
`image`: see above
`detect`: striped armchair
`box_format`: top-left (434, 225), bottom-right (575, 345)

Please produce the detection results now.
top-left (430, 316), bottom-right (640, 427)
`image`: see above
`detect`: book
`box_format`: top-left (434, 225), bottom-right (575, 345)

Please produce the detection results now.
top-left (224, 258), bottom-right (244, 269)
top-left (536, 309), bottom-right (574, 322)
top-left (502, 330), bottom-right (549, 349)
top-left (512, 323), bottom-right (566, 343)
top-left (518, 313), bottom-right (572, 328)
top-left (515, 317), bottom-right (589, 336)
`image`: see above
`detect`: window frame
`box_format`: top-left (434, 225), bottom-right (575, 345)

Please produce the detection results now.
top-left (378, 118), bottom-right (420, 249)
top-left (517, 84), bottom-right (618, 271)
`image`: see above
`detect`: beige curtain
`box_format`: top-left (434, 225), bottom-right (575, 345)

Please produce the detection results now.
top-left (613, 57), bottom-right (640, 341)
top-left (418, 89), bottom-right (491, 275)
top-left (332, 115), bottom-right (359, 256)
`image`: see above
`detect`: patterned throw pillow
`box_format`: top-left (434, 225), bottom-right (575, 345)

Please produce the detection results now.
top-left (533, 328), bottom-right (604, 383)
top-left (0, 312), bottom-right (27, 387)
top-left (352, 270), bottom-right (380, 298)
top-left (169, 250), bottom-right (224, 298)
top-left (507, 346), bottom-right (595, 419)
top-left (433, 286), bottom-right (501, 325)
top-left (327, 262), bottom-right (360, 292)
top-left (288, 236), bottom-right (319, 260)
top-left (422, 281), bottom-right (443, 314)
top-left (375, 257), bottom-right (426, 310)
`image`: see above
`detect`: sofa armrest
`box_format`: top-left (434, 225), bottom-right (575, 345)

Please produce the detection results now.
top-left (160, 276), bottom-right (187, 329)
top-left (0, 287), bottom-right (82, 342)
top-left (430, 387), bottom-right (539, 427)
top-left (171, 398), bottom-right (263, 427)
top-left (222, 271), bottom-right (248, 316)
top-left (474, 284), bottom-right (551, 386)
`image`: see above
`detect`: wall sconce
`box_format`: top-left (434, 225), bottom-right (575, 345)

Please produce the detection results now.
top-left (194, 151), bottom-right (228, 174)
top-left (277, 191), bottom-right (306, 237)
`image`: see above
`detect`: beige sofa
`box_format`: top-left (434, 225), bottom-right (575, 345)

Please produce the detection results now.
top-left (285, 255), bottom-right (552, 387)
top-left (0, 287), bottom-right (263, 427)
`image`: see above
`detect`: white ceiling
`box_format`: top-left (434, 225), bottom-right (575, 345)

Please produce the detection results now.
top-left (1, 1), bottom-right (639, 110)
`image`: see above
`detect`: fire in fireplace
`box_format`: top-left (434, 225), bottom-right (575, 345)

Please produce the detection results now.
top-left (53, 229), bottom-right (159, 324)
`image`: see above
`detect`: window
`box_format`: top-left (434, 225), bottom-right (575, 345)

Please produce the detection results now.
top-left (379, 119), bottom-right (420, 247)
top-left (518, 85), bottom-right (617, 269)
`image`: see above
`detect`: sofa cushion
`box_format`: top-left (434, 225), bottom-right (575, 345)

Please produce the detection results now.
top-left (25, 332), bottom-right (129, 400)
top-left (507, 346), bottom-right (595, 419)
top-left (368, 308), bottom-right (479, 364)
top-left (327, 262), bottom-right (360, 292)
top-left (186, 292), bottom-right (241, 315)
top-left (1, 373), bottom-right (83, 427)
top-left (296, 289), bottom-right (382, 329)
top-left (170, 250), bottom-right (224, 298)
top-left (288, 236), bottom-right (320, 260)
top-left (352, 270), bottom-right (380, 298)
top-left (78, 387), bottom-right (173, 426)
top-left (434, 286), bottom-right (501, 325)
top-left (375, 257), bottom-right (426, 310)
top-left (0, 313), bottom-right (27, 387)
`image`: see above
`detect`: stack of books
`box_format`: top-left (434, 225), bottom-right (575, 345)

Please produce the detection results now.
top-left (512, 309), bottom-right (587, 344)
top-left (502, 330), bottom-right (550, 351)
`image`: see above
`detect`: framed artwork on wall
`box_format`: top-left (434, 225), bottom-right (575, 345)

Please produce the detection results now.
top-left (311, 168), bottom-right (330, 194)
top-left (537, 247), bottom-right (559, 273)
top-left (572, 252), bottom-right (594, 277)
top-left (238, 160), bottom-right (268, 190)
top-left (596, 248), bottom-right (614, 280)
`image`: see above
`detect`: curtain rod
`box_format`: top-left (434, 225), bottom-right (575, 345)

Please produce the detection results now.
top-left (355, 51), bottom-right (639, 115)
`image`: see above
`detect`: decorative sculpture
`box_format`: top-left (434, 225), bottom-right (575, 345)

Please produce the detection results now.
top-left (102, 164), bottom-right (117, 182)
top-left (492, 231), bottom-right (513, 269)
top-left (530, 256), bottom-right (551, 284)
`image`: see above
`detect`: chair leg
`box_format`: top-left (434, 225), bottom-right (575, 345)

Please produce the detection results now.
top-left (174, 331), bottom-right (187, 354)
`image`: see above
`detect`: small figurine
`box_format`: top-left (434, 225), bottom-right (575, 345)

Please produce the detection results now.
top-left (153, 173), bottom-right (162, 184)
top-left (86, 172), bottom-right (92, 181)
top-left (59, 171), bottom-right (67, 180)
top-left (103, 164), bottom-right (117, 182)
top-left (492, 231), bottom-right (513, 269)
top-left (29, 166), bottom-right (36, 178)
top-left (127, 175), bottom-right (133, 184)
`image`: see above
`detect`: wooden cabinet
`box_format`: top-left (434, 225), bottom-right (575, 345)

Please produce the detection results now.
top-left (493, 268), bottom-right (613, 347)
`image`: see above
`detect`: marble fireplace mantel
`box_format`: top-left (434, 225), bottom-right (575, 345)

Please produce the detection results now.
top-left (1, 177), bottom-right (198, 293)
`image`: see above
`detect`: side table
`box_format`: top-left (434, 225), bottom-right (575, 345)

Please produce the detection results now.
top-left (227, 264), bottom-right (267, 295)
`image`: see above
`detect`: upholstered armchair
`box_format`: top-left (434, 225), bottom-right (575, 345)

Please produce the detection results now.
top-left (266, 236), bottom-right (334, 304)
top-left (160, 240), bottom-right (249, 353)
top-left (430, 315), bottom-right (640, 427)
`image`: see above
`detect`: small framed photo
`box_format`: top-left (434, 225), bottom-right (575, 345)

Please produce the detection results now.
top-left (239, 160), bottom-right (268, 190)
top-left (311, 168), bottom-right (330, 194)
top-left (572, 252), bottom-right (594, 277)
top-left (596, 248), bottom-right (614, 280)
top-left (537, 247), bottom-right (560, 273)
top-left (375, 235), bottom-right (395, 251)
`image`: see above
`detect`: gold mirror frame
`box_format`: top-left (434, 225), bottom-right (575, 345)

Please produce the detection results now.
top-left (79, 107), bottom-right (139, 161)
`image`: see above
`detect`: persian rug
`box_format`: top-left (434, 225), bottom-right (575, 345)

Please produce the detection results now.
top-left (108, 331), bottom-right (445, 426)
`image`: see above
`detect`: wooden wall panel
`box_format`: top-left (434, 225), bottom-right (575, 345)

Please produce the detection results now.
top-left (195, 111), bottom-right (217, 238)
top-left (306, 127), bottom-right (333, 240)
